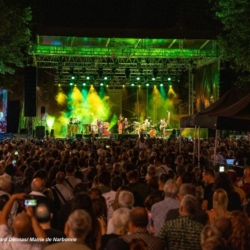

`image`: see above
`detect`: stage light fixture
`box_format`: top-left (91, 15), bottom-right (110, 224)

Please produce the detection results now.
top-left (69, 67), bottom-right (76, 80)
top-left (97, 67), bottom-right (103, 78)
top-left (104, 76), bottom-right (108, 80)
top-left (160, 83), bottom-right (164, 87)
top-left (131, 83), bottom-right (135, 86)
top-left (136, 76), bottom-right (140, 81)
top-left (86, 76), bottom-right (90, 80)
top-left (69, 82), bottom-right (73, 86)
top-left (125, 68), bottom-right (131, 79)
top-left (82, 83), bottom-right (86, 86)
top-left (100, 82), bottom-right (104, 86)
top-left (153, 68), bottom-right (158, 78)
top-left (167, 77), bottom-right (172, 81)
top-left (146, 83), bottom-right (150, 87)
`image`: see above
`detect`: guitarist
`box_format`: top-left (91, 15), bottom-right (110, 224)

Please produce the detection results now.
top-left (122, 118), bottom-right (129, 134)
top-left (159, 118), bottom-right (167, 137)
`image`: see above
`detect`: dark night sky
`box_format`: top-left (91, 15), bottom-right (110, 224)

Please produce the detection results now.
top-left (31, 0), bottom-right (217, 31)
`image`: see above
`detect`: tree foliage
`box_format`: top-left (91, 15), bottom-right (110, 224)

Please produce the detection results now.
top-left (0, 0), bottom-right (32, 87)
top-left (210, 0), bottom-right (250, 86)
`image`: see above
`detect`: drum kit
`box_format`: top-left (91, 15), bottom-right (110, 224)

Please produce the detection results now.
top-left (133, 121), bottom-right (157, 136)
top-left (68, 118), bottom-right (80, 136)
top-left (72, 120), bottom-right (110, 136)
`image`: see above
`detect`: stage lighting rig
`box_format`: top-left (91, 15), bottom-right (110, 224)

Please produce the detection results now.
top-left (125, 68), bottom-right (130, 79)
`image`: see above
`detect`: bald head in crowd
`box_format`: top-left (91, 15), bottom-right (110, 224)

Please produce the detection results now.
top-left (31, 178), bottom-right (45, 192)
top-left (13, 213), bottom-right (33, 238)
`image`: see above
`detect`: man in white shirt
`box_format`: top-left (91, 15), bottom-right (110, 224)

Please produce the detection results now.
top-left (102, 175), bottom-right (123, 221)
top-left (52, 172), bottom-right (73, 209)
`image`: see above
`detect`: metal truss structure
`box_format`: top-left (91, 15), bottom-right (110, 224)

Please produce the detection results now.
top-left (31, 36), bottom-right (220, 114)
top-left (32, 36), bottom-right (219, 84)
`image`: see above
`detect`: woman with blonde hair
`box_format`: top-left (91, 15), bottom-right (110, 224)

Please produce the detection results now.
top-left (206, 188), bottom-right (231, 223)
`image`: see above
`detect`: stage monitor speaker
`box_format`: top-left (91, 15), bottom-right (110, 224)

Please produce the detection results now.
top-left (82, 134), bottom-right (92, 140)
top-left (41, 106), bottom-right (46, 114)
top-left (111, 133), bottom-right (118, 140)
top-left (36, 126), bottom-right (45, 139)
top-left (20, 128), bottom-right (28, 134)
top-left (24, 67), bottom-right (37, 117)
top-left (76, 134), bottom-right (82, 140)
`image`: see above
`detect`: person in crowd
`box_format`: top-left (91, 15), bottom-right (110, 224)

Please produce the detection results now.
top-left (0, 193), bottom-right (46, 250)
top-left (51, 171), bottom-right (73, 210)
top-left (159, 194), bottom-right (204, 250)
top-left (106, 207), bottom-right (164, 250)
top-left (64, 162), bottom-right (82, 192)
top-left (208, 172), bottom-right (241, 211)
top-left (103, 175), bottom-right (123, 221)
top-left (206, 189), bottom-right (231, 224)
top-left (97, 171), bottom-right (111, 194)
top-left (30, 177), bottom-right (55, 212)
top-left (0, 175), bottom-right (18, 225)
top-left (237, 167), bottom-right (250, 198)
top-left (202, 168), bottom-right (215, 210)
top-left (226, 169), bottom-right (246, 205)
top-left (92, 196), bottom-right (108, 235)
top-left (44, 209), bottom-right (92, 250)
top-left (126, 169), bottom-right (150, 207)
top-left (107, 190), bottom-right (134, 234)
top-left (100, 207), bottom-right (130, 250)
top-left (151, 179), bottom-right (180, 236)
top-left (35, 203), bottom-right (65, 244)
top-left (228, 210), bottom-right (250, 250)
top-left (154, 156), bottom-right (172, 176)
top-left (154, 173), bottom-right (170, 199)
top-left (129, 238), bottom-right (148, 250)
top-left (166, 183), bottom-right (208, 225)
top-left (136, 133), bottom-right (147, 150)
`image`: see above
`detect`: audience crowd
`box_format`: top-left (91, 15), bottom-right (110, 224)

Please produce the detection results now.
top-left (0, 135), bottom-right (250, 250)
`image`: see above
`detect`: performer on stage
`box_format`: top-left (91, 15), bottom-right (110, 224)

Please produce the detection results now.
top-left (97, 118), bottom-right (104, 137)
top-left (149, 126), bottom-right (157, 138)
top-left (118, 114), bottom-right (123, 134)
top-left (159, 118), bottom-right (166, 137)
top-left (143, 119), bottom-right (150, 132)
top-left (122, 118), bottom-right (129, 134)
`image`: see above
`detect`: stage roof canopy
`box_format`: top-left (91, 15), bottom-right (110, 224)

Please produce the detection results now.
top-left (31, 35), bottom-right (219, 86)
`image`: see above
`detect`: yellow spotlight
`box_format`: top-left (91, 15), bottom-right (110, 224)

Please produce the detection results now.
top-left (122, 85), bottom-right (125, 88)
